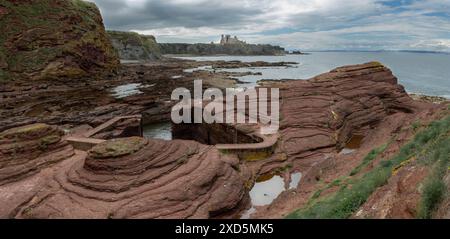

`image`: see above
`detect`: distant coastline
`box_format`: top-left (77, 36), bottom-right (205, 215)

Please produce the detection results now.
top-left (163, 53), bottom-right (287, 57)
top-left (308, 49), bottom-right (450, 54)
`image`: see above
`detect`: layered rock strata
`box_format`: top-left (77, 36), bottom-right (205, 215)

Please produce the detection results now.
top-left (2, 137), bottom-right (249, 219)
top-left (1, 62), bottom-right (446, 219)
top-left (277, 62), bottom-right (417, 161)
top-left (0, 0), bottom-right (119, 81)
top-left (0, 123), bottom-right (74, 186)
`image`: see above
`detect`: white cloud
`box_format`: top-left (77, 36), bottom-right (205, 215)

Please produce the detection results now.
top-left (89, 0), bottom-right (450, 51)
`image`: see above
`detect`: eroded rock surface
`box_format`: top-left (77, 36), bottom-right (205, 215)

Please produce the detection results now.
top-left (1, 136), bottom-right (249, 219)
top-left (1, 61), bottom-right (446, 219)
top-left (0, 123), bottom-right (74, 186)
top-left (0, 59), bottom-right (294, 133)
top-left (277, 62), bottom-right (417, 161)
top-left (241, 62), bottom-right (444, 218)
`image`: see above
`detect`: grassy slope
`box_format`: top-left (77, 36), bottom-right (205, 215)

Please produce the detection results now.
top-left (0, 0), bottom-right (118, 81)
top-left (416, 130), bottom-right (450, 218)
top-left (287, 113), bottom-right (450, 219)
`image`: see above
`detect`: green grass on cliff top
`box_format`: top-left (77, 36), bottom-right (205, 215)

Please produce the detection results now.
top-left (287, 114), bottom-right (450, 219)
top-left (107, 30), bottom-right (162, 57)
top-left (0, 0), bottom-right (117, 80)
top-left (416, 134), bottom-right (450, 218)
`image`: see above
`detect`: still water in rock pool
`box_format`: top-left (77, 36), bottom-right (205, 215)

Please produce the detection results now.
top-left (143, 122), bottom-right (172, 140)
top-left (250, 175), bottom-right (285, 207)
top-left (111, 83), bottom-right (143, 99)
top-left (241, 172), bottom-right (302, 219)
top-left (111, 83), bottom-right (155, 99)
top-left (289, 172), bottom-right (302, 190)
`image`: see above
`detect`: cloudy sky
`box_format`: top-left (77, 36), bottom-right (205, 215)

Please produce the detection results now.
top-left (89, 0), bottom-right (450, 51)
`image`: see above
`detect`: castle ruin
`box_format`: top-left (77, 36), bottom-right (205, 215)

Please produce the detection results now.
top-left (220, 35), bottom-right (246, 45)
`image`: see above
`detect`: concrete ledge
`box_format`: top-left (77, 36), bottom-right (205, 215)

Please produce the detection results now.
top-left (66, 137), bottom-right (106, 151)
top-left (216, 134), bottom-right (278, 161)
top-left (83, 114), bottom-right (142, 138)
top-left (215, 134), bottom-right (278, 150)
top-left (66, 115), bottom-right (142, 151)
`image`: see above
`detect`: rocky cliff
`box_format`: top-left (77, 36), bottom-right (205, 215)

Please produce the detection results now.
top-left (1, 62), bottom-right (448, 219)
top-left (0, 47), bottom-right (448, 219)
top-left (251, 63), bottom-right (449, 219)
top-left (0, 0), bottom-right (119, 81)
top-left (159, 43), bottom-right (286, 56)
top-left (108, 31), bottom-right (162, 61)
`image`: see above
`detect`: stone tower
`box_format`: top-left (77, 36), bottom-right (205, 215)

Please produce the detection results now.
top-left (220, 35), bottom-right (244, 45)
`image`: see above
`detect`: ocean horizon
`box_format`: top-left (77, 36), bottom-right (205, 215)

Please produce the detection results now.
top-left (178, 51), bottom-right (450, 99)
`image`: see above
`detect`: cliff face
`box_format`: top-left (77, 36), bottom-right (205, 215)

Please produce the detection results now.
top-left (277, 62), bottom-right (417, 155)
top-left (0, 0), bottom-right (119, 81)
top-left (108, 31), bottom-right (162, 61)
top-left (159, 43), bottom-right (285, 56)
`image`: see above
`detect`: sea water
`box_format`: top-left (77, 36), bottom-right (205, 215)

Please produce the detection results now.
top-left (178, 51), bottom-right (450, 98)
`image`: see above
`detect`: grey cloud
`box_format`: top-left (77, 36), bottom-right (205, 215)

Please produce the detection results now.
top-left (88, 0), bottom-right (450, 52)
top-left (91, 0), bottom-right (262, 30)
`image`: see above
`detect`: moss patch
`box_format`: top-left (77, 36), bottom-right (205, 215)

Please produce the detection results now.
top-left (89, 137), bottom-right (148, 159)
top-left (0, 123), bottom-right (51, 139)
top-left (0, 0), bottom-right (119, 81)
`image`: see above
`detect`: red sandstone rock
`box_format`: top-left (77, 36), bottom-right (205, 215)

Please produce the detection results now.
top-left (240, 62), bottom-right (443, 218)
top-left (0, 137), bottom-right (249, 219)
top-left (0, 62), bottom-right (446, 219)
top-left (353, 163), bottom-right (428, 219)
top-left (0, 123), bottom-right (74, 186)
top-left (277, 62), bottom-right (417, 159)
